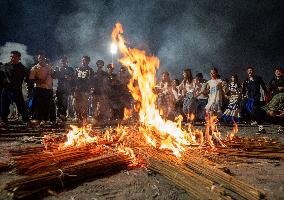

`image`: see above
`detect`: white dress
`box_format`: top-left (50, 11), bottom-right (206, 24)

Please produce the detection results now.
top-left (205, 79), bottom-right (223, 115)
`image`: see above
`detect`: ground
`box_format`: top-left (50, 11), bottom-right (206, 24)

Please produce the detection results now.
top-left (0, 124), bottom-right (283, 200)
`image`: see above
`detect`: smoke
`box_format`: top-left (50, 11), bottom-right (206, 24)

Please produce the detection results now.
top-left (53, 0), bottom-right (234, 79)
top-left (54, 0), bottom-right (157, 70)
top-left (1, 0), bottom-right (281, 81)
top-left (0, 42), bottom-right (34, 66)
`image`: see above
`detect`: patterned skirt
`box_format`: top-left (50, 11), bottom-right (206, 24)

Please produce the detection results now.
top-left (222, 95), bottom-right (240, 122)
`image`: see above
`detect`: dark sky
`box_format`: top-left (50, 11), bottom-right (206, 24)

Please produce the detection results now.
top-left (0, 0), bottom-right (283, 80)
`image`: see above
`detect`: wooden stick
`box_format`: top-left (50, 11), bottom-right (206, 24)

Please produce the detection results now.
top-left (5, 152), bottom-right (132, 199)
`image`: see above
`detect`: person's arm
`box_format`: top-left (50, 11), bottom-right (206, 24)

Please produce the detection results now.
top-left (259, 77), bottom-right (268, 96)
top-left (241, 81), bottom-right (247, 98)
top-left (49, 65), bottom-right (56, 79)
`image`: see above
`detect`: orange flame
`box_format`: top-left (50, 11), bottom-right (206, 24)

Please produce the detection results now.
top-left (112, 22), bottom-right (197, 156)
top-left (227, 122), bottom-right (238, 140)
top-left (123, 107), bottom-right (132, 120)
top-left (59, 22), bottom-right (238, 160)
top-left (61, 124), bottom-right (97, 148)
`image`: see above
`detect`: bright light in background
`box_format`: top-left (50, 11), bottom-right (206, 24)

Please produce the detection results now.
top-left (110, 43), bottom-right (118, 54)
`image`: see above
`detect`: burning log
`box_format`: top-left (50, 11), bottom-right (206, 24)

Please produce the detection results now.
top-left (182, 154), bottom-right (266, 200)
top-left (5, 152), bottom-right (132, 199)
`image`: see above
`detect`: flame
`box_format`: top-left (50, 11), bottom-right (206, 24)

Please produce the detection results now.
top-left (61, 124), bottom-right (97, 148)
top-left (123, 107), bottom-right (132, 120)
top-left (58, 22), bottom-right (238, 160)
top-left (227, 122), bottom-right (238, 140)
top-left (117, 145), bottom-right (138, 166)
top-left (112, 22), bottom-right (197, 156)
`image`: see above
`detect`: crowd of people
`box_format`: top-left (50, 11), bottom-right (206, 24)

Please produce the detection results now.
top-left (0, 51), bottom-right (131, 127)
top-left (0, 50), bottom-right (283, 134)
top-left (155, 66), bottom-right (284, 134)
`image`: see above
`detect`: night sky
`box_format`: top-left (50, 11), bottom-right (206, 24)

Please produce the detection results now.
top-left (0, 0), bottom-right (283, 81)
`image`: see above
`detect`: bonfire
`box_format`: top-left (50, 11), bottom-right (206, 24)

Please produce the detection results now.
top-left (3, 22), bottom-right (273, 200)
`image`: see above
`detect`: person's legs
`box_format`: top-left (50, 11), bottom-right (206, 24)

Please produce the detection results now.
top-left (0, 88), bottom-right (12, 123)
top-left (13, 90), bottom-right (29, 122)
top-left (33, 88), bottom-right (49, 122)
top-left (48, 89), bottom-right (56, 122)
top-left (251, 101), bottom-right (265, 124)
top-left (196, 99), bottom-right (207, 121)
top-left (0, 87), bottom-right (2, 121)
top-left (240, 98), bottom-right (250, 122)
top-left (56, 90), bottom-right (68, 117)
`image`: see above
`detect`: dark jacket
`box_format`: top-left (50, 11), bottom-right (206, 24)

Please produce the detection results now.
top-left (268, 76), bottom-right (284, 96)
top-left (54, 66), bottom-right (75, 93)
top-left (74, 65), bottom-right (94, 92)
top-left (242, 75), bottom-right (267, 101)
top-left (1, 62), bottom-right (29, 90)
top-left (93, 70), bottom-right (108, 95)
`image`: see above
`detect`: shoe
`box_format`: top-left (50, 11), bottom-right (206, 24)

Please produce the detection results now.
top-left (40, 121), bottom-right (46, 126)
top-left (251, 121), bottom-right (258, 126)
top-left (277, 126), bottom-right (284, 134)
top-left (256, 125), bottom-right (266, 134)
top-left (0, 121), bottom-right (7, 128)
top-left (59, 115), bottom-right (67, 121)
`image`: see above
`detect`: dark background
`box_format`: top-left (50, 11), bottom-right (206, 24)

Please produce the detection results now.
top-left (0, 0), bottom-right (283, 81)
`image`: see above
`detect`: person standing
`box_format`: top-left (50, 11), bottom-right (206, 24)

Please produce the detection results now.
top-left (222, 74), bottom-right (242, 123)
top-left (193, 73), bottom-right (208, 121)
top-left (156, 71), bottom-right (173, 119)
top-left (0, 51), bottom-right (30, 125)
top-left (268, 67), bottom-right (284, 97)
top-left (54, 56), bottom-right (74, 121)
top-left (204, 67), bottom-right (224, 117)
top-left (74, 56), bottom-right (94, 121)
top-left (93, 60), bottom-right (109, 122)
top-left (0, 62), bottom-right (4, 122)
top-left (29, 53), bottom-right (55, 125)
top-left (241, 66), bottom-right (267, 124)
top-left (178, 68), bottom-right (195, 120)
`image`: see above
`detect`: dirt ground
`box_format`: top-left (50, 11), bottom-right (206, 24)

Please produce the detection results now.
top-left (0, 124), bottom-right (283, 200)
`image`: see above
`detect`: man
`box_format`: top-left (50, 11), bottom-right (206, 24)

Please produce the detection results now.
top-left (241, 66), bottom-right (267, 124)
top-left (29, 53), bottom-right (55, 125)
top-left (117, 66), bottom-right (132, 118)
top-left (268, 67), bottom-right (284, 97)
top-left (54, 56), bottom-right (74, 121)
top-left (106, 64), bottom-right (125, 120)
top-left (93, 60), bottom-right (110, 122)
top-left (0, 51), bottom-right (29, 125)
top-left (74, 56), bottom-right (94, 121)
top-left (254, 93), bottom-right (284, 134)
top-left (0, 62), bottom-right (3, 122)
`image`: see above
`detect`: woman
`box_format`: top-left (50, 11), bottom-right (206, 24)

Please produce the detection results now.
top-left (222, 74), bottom-right (242, 122)
top-left (205, 67), bottom-right (224, 117)
top-left (178, 69), bottom-right (196, 120)
top-left (156, 71), bottom-right (173, 118)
